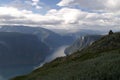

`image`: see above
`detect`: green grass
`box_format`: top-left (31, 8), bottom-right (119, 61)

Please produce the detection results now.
top-left (11, 32), bottom-right (120, 80)
top-left (11, 50), bottom-right (120, 80)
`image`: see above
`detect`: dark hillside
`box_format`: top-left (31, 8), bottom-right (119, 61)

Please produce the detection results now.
top-left (0, 32), bottom-right (49, 78)
top-left (11, 32), bottom-right (120, 80)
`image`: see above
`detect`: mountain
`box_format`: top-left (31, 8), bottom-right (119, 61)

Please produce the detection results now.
top-left (0, 32), bottom-right (49, 66)
top-left (0, 26), bottom-right (74, 49)
top-left (0, 32), bottom-right (49, 78)
top-left (0, 26), bottom-right (75, 65)
top-left (11, 32), bottom-right (120, 80)
top-left (0, 26), bottom-right (74, 79)
top-left (51, 29), bottom-right (103, 38)
top-left (64, 35), bottom-right (102, 55)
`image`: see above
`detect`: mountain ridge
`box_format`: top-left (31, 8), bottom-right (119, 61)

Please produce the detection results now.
top-left (0, 32), bottom-right (50, 78)
top-left (0, 26), bottom-right (74, 49)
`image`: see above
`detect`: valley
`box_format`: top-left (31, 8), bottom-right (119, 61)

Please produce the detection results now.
top-left (0, 26), bottom-right (103, 79)
top-left (0, 0), bottom-right (120, 80)
top-left (11, 32), bottom-right (120, 80)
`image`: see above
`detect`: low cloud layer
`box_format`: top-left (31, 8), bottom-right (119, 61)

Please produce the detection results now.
top-left (35, 45), bottom-right (67, 68)
top-left (0, 0), bottom-right (120, 31)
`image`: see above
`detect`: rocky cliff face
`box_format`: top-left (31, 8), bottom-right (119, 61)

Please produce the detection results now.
top-left (64, 35), bottom-right (102, 55)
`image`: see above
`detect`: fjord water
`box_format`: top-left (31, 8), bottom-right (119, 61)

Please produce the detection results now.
top-left (40, 45), bottom-right (68, 66)
top-left (0, 46), bottom-right (68, 80)
top-left (0, 26), bottom-right (104, 80)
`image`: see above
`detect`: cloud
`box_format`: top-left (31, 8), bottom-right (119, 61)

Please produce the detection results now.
top-left (6, 0), bottom-right (33, 10)
top-left (57, 0), bottom-right (120, 12)
top-left (47, 8), bottom-right (84, 24)
top-left (57, 0), bottom-right (74, 7)
top-left (0, 6), bottom-right (120, 31)
top-left (0, 0), bottom-right (120, 31)
top-left (31, 0), bottom-right (42, 9)
top-left (32, 0), bottom-right (39, 5)
top-left (4, 0), bottom-right (46, 10)
top-left (0, 7), bottom-right (62, 26)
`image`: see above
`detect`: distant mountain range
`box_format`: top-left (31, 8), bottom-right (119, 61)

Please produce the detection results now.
top-left (12, 32), bottom-right (120, 80)
top-left (51, 29), bottom-right (103, 38)
top-left (0, 26), bottom-right (74, 49)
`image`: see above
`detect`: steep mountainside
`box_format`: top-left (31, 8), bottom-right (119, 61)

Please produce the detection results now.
top-left (0, 26), bottom-right (74, 49)
top-left (12, 32), bottom-right (120, 80)
top-left (0, 32), bottom-right (49, 66)
top-left (0, 26), bottom-right (74, 79)
top-left (0, 32), bottom-right (49, 78)
top-left (65, 35), bottom-right (102, 55)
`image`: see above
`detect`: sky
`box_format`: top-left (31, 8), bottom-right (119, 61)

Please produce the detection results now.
top-left (0, 0), bottom-right (120, 31)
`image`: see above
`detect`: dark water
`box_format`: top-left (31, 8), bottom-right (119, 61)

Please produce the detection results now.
top-left (36, 45), bottom-right (68, 68)
top-left (0, 66), bottom-right (34, 80)
top-left (0, 45), bottom-right (68, 80)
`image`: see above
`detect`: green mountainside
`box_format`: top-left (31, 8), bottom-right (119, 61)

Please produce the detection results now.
top-left (11, 32), bottom-right (120, 80)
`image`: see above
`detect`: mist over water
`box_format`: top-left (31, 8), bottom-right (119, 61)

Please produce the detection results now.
top-left (37, 45), bottom-right (68, 68)
top-left (0, 45), bottom-right (69, 80)
top-left (0, 76), bottom-right (7, 80)
top-left (45, 45), bottom-right (68, 62)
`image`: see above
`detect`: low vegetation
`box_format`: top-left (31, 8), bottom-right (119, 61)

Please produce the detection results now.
top-left (11, 32), bottom-right (120, 80)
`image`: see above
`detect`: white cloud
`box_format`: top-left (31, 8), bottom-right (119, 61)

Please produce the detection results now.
top-left (47, 8), bottom-right (85, 24)
top-left (0, 7), bottom-right (62, 26)
top-left (32, 0), bottom-right (39, 4)
top-left (31, 0), bottom-right (42, 9)
top-left (57, 0), bottom-right (120, 12)
top-left (1, 0), bottom-right (120, 31)
top-left (0, 6), bottom-right (120, 31)
top-left (57, 0), bottom-right (74, 7)
top-left (4, 0), bottom-right (43, 10)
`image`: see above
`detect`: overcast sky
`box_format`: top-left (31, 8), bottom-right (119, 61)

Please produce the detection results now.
top-left (0, 0), bottom-right (120, 31)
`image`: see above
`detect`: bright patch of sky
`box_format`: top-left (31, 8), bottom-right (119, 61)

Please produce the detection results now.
top-left (0, 0), bottom-right (120, 31)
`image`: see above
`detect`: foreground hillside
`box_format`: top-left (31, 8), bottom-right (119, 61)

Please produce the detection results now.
top-left (12, 32), bottom-right (120, 80)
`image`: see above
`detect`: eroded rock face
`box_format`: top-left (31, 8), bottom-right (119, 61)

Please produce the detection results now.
top-left (65, 35), bottom-right (102, 55)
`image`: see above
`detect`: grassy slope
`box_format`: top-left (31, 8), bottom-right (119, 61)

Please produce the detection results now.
top-left (11, 32), bottom-right (120, 80)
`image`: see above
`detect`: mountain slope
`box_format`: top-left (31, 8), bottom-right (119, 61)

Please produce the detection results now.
top-left (0, 26), bottom-right (74, 49)
top-left (11, 32), bottom-right (120, 80)
top-left (0, 32), bottom-right (49, 66)
top-left (65, 35), bottom-right (102, 55)
top-left (0, 32), bottom-right (49, 78)
top-left (0, 26), bottom-right (74, 79)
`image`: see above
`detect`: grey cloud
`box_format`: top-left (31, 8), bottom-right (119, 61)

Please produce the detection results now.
top-left (0, 6), bottom-right (120, 31)
top-left (58, 0), bottom-right (120, 12)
